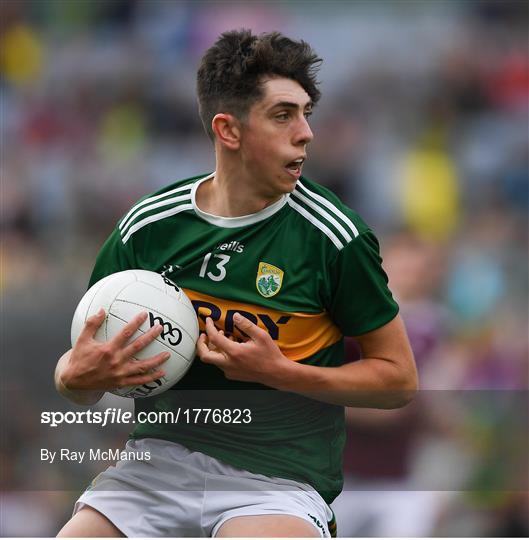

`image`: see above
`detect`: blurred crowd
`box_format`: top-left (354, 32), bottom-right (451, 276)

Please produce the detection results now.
top-left (1, 0), bottom-right (527, 537)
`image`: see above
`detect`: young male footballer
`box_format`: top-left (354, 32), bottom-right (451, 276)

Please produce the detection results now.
top-left (55, 30), bottom-right (417, 537)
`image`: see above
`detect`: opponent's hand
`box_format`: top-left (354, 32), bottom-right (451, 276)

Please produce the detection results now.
top-left (61, 309), bottom-right (169, 391)
top-left (196, 313), bottom-right (290, 385)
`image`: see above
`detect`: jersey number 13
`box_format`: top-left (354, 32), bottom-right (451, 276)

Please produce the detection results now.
top-left (199, 253), bottom-right (230, 282)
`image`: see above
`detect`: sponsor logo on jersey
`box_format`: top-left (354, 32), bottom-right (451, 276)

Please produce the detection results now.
top-left (256, 262), bottom-right (284, 298)
top-left (216, 240), bottom-right (244, 253)
top-left (184, 288), bottom-right (342, 361)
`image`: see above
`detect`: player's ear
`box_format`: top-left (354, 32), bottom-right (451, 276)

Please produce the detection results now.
top-left (211, 113), bottom-right (241, 150)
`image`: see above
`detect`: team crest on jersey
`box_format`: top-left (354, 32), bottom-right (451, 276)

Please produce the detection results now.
top-left (256, 262), bottom-right (284, 298)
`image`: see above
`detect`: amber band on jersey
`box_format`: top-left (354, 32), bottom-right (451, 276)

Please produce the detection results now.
top-left (186, 288), bottom-right (342, 361)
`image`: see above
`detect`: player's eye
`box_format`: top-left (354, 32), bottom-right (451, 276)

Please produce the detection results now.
top-left (275, 112), bottom-right (289, 121)
top-left (304, 110), bottom-right (313, 119)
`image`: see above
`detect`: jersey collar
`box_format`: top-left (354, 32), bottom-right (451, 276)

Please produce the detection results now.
top-left (191, 173), bottom-right (290, 228)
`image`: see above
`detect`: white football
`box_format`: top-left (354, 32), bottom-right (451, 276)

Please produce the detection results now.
top-left (71, 269), bottom-right (199, 398)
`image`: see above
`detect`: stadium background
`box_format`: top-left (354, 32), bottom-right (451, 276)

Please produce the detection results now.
top-left (1, 0), bottom-right (527, 536)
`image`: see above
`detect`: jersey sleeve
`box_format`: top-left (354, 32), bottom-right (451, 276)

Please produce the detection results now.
top-left (327, 230), bottom-right (399, 336)
top-left (88, 227), bottom-right (136, 288)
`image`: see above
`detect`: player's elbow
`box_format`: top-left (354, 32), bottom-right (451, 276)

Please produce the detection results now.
top-left (392, 386), bottom-right (417, 409)
top-left (380, 386), bottom-right (417, 410)
top-left (386, 363), bottom-right (419, 409)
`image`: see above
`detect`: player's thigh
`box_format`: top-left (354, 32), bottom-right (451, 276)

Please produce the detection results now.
top-left (57, 506), bottom-right (124, 537)
top-left (215, 514), bottom-right (319, 537)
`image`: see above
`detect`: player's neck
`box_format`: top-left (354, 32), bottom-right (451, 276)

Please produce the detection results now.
top-left (196, 165), bottom-right (282, 218)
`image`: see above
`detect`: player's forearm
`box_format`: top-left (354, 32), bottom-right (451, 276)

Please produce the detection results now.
top-left (274, 356), bottom-right (418, 408)
top-left (55, 350), bottom-right (105, 406)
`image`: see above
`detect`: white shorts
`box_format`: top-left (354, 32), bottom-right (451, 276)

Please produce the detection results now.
top-left (74, 438), bottom-right (333, 537)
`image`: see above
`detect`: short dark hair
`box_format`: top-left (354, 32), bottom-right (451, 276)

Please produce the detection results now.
top-left (197, 29), bottom-right (322, 141)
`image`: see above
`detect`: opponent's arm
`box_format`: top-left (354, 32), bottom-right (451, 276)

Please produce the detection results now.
top-left (197, 313), bottom-right (417, 408)
top-left (55, 310), bottom-right (169, 406)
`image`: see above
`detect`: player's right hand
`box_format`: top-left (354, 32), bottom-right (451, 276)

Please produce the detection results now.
top-left (60, 309), bottom-right (169, 391)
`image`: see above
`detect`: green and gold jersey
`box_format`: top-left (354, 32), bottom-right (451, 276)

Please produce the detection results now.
top-left (88, 172), bottom-right (399, 503)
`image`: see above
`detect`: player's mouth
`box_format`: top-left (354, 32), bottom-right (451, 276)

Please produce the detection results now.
top-left (284, 157), bottom-right (305, 179)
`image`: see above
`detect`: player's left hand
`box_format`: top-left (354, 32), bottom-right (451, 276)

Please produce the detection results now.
top-left (197, 313), bottom-right (289, 385)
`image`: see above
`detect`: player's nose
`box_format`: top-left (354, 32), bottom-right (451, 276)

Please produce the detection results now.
top-left (294, 116), bottom-right (313, 146)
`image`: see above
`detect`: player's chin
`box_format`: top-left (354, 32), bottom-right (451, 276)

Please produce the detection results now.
top-left (279, 168), bottom-right (301, 191)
